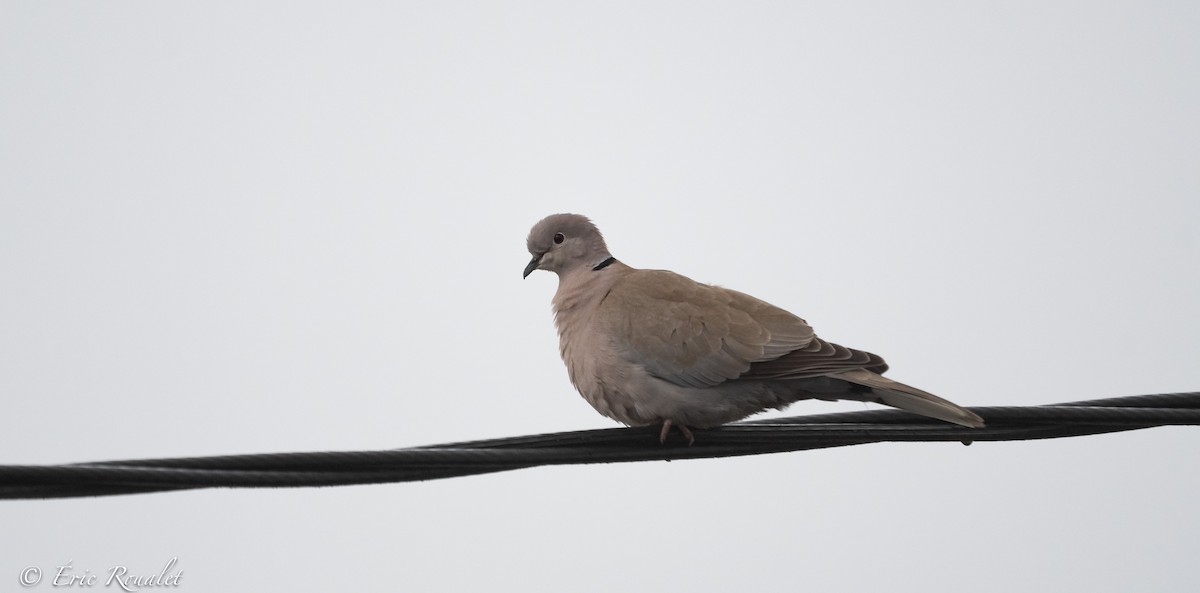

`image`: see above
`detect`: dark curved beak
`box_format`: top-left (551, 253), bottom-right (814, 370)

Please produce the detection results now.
top-left (523, 255), bottom-right (542, 279)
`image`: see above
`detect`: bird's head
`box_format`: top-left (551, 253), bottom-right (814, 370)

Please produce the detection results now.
top-left (524, 213), bottom-right (613, 278)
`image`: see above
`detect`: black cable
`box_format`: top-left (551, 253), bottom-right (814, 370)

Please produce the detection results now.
top-left (1, 392), bottom-right (1196, 500)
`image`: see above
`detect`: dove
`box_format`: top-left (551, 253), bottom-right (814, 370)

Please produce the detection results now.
top-left (523, 213), bottom-right (984, 444)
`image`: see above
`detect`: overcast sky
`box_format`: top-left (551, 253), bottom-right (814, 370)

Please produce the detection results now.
top-left (2, 2), bottom-right (1197, 591)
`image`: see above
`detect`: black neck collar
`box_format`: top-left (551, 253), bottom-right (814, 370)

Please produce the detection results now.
top-left (592, 256), bottom-right (616, 271)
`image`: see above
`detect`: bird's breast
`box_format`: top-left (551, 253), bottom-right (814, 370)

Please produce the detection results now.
top-left (553, 307), bottom-right (648, 425)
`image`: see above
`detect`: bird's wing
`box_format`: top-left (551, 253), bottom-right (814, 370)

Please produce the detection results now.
top-left (596, 269), bottom-right (817, 388)
top-left (739, 336), bottom-right (889, 379)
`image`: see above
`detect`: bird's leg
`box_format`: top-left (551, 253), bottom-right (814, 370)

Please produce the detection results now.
top-left (658, 420), bottom-right (696, 446)
top-left (677, 424), bottom-right (695, 446)
top-left (659, 420), bottom-right (673, 444)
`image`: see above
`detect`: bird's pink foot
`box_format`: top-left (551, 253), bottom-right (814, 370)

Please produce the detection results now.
top-left (658, 420), bottom-right (696, 446)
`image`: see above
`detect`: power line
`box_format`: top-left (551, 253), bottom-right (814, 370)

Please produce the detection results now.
top-left (2, 392), bottom-right (1196, 500)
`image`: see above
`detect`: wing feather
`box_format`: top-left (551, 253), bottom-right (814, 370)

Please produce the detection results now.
top-left (598, 270), bottom-right (818, 388)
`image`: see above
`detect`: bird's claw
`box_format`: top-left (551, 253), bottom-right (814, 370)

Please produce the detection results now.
top-left (659, 420), bottom-right (695, 446)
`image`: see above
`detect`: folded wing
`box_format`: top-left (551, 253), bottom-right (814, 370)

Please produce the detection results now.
top-left (599, 270), bottom-right (884, 388)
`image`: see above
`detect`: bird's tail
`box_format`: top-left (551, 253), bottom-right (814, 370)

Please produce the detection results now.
top-left (829, 369), bottom-right (985, 428)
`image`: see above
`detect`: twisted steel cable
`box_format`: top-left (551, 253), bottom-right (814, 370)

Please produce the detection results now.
top-left (1, 392), bottom-right (1196, 500)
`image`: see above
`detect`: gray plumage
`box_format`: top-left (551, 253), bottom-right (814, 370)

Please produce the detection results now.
top-left (524, 213), bottom-right (983, 442)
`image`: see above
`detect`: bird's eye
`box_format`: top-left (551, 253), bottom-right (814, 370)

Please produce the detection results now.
top-left (553, 232), bottom-right (565, 244)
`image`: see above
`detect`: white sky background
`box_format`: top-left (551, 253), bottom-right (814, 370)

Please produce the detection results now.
top-left (2, 2), bottom-right (1198, 591)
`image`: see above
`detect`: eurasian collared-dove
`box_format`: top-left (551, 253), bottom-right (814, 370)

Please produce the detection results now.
top-left (524, 213), bottom-right (984, 444)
